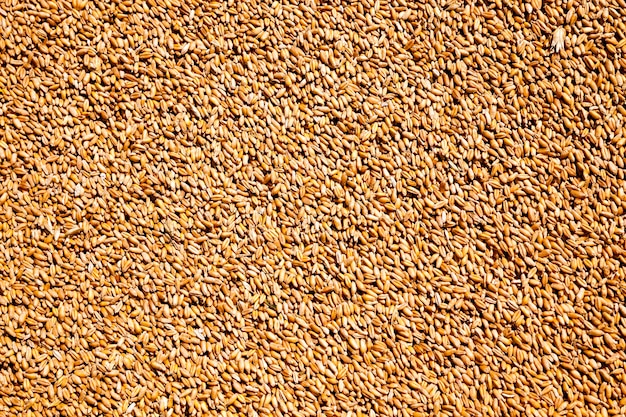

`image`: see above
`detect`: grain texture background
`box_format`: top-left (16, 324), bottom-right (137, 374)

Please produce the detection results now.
top-left (0, 0), bottom-right (625, 416)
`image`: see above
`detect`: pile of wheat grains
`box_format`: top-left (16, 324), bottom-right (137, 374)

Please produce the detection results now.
top-left (0, 0), bottom-right (625, 416)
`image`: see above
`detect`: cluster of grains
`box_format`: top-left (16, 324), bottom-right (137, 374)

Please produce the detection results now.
top-left (1, 0), bottom-right (626, 416)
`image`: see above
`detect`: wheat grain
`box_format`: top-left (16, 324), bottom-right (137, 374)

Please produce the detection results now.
top-left (0, 0), bottom-right (625, 416)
